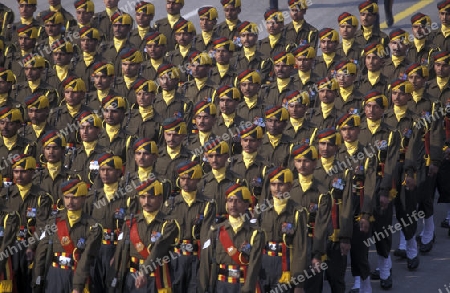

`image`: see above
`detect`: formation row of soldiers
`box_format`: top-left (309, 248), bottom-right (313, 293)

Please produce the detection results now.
top-left (0, 0), bottom-right (449, 292)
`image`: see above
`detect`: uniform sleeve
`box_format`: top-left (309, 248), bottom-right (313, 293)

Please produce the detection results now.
top-left (313, 192), bottom-right (331, 259)
top-left (0, 212), bottom-right (20, 269)
top-left (292, 208), bottom-right (308, 288)
top-left (110, 221), bottom-right (128, 289)
top-left (36, 193), bottom-right (54, 239)
top-left (241, 229), bottom-right (264, 293)
top-left (200, 200), bottom-right (216, 246)
top-left (198, 228), bottom-right (215, 293)
top-left (32, 219), bottom-right (52, 288)
top-left (337, 171), bottom-right (354, 241)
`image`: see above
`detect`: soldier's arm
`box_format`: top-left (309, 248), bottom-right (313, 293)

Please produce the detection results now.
top-left (312, 192), bottom-right (331, 260)
top-left (241, 228), bottom-right (265, 293)
top-left (198, 228), bottom-right (215, 293)
top-left (430, 101), bottom-right (445, 166)
top-left (292, 208), bottom-right (308, 288)
top-left (36, 192), bottom-right (54, 239)
top-left (0, 212), bottom-right (20, 269)
top-left (378, 130), bottom-right (401, 200)
top-left (32, 219), bottom-right (51, 289)
top-left (200, 199), bottom-right (216, 246)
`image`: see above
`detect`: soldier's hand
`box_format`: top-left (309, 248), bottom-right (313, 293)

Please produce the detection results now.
top-left (340, 242), bottom-right (351, 256)
top-left (405, 176), bottom-right (416, 191)
top-left (110, 257), bottom-right (114, 266)
top-left (360, 218), bottom-right (370, 233)
top-left (26, 248), bottom-right (34, 262)
top-left (311, 258), bottom-right (321, 273)
top-left (135, 272), bottom-right (147, 288)
top-left (294, 288), bottom-right (305, 293)
top-left (72, 290), bottom-right (81, 293)
top-left (380, 195), bottom-right (390, 210)
top-left (428, 164), bottom-right (439, 176)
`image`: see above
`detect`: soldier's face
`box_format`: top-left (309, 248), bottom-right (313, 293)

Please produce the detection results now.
top-left (265, 117), bottom-right (286, 135)
top-left (0, 120), bottom-right (21, 138)
top-left (294, 157), bottom-right (316, 176)
top-left (389, 40), bottom-right (408, 56)
top-left (319, 38), bottom-right (338, 54)
top-left (164, 131), bottom-right (185, 148)
top-left (359, 11), bottom-right (376, 27)
top-left (175, 31), bottom-right (194, 46)
top-left (52, 51), bottom-right (72, 66)
top-left (179, 176), bottom-right (199, 192)
top-left (24, 67), bottom-right (42, 81)
top-left (121, 61), bottom-right (140, 77)
top-left (134, 149), bottom-right (156, 168)
top-left (206, 153), bottom-right (228, 170)
top-left (13, 167), bottom-right (34, 185)
top-left (158, 74), bottom-right (178, 91)
top-left (0, 80), bottom-right (12, 94)
top-left (215, 47), bottom-right (232, 65)
top-left (64, 194), bottom-right (86, 211)
top-left (407, 73), bottom-right (426, 91)
top-left (113, 24), bottom-right (131, 39)
top-left (102, 107), bottom-right (124, 126)
top-left (440, 11), bottom-right (450, 26)
top-left (99, 165), bottom-right (121, 184)
top-left (64, 89), bottom-right (85, 106)
top-left (226, 196), bottom-right (248, 217)
top-left (239, 32), bottom-right (258, 48)
top-left (93, 74), bottom-right (114, 90)
top-left (434, 62), bottom-right (450, 77)
top-left (318, 89), bottom-right (336, 104)
top-left (48, 0), bottom-right (61, 6)
top-left (45, 23), bottom-right (62, 37)
top-left (265, 20), bottom-right (283, 36)
top-left (269, 181), bottom-right (291, 199)
top-left (79, 122), bottom-right (100, 142)
top-left (339, 23), bottom-right (357, 39)
top-left (336, 72), bottom-right (356, 88)
top-left (76, 9), bottom-right (94, 25)
top-left (18, 36), bottom-right (36, 51)
top-left (239, 81), bottom-right (260, 97)
top-left (28, 107), bottom-right (49, 125)
top-left (364, 101), bottom-right (384, 120)
top-left (135, 11), bottom-right (153, 27)
top-left (19, 4), bottom-right (36, 18)
top-left (219, 97), bottom-right (238, 115)
top-left (195, 112), bottom-right (215, 132)
top-left (411, 24), bottom-right (430, 40)
top-left (190, 64), bottom-right (210, 78)
top-left (139, 194), bottom-right (162, 212)
top-left (44, 144), bottom-right (63, 163)
top-left (295, 56), bottom-right (314, 71)
top-left (289, 7), bottom-right (306, 22)
top-left (136, 90), bottom-right (155, 107)
top-left (104, 0), bottom-right (119, 8)
top-left (166, 0), bottom-right (183, 15)
top-left (199, 16), bottom-right (216, 32)
top-left (223, 6), bottom-right (240, 21)
top-left (146, 43), bottom-right (166, 59)
top-left (340, 126), bottom-right (360, 143)
top-left (274, 64), bottom-right (293, 79)
top-left (391, 90), bottom-right (410, 106)
top-left (80, 37), bottom-right (98, 53)
top-left (287, 102), bottom-right (307, 118)
top-left (318, 141), bottom-right (337, 158)
top-left (240, 136), bottom-right (260, 153)
top-left (365, 54), bottom-right (383, 72)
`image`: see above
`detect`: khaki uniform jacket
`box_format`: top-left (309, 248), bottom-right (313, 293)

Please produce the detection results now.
top-left (45, 66), bottom-right (76, 96)
top-left (381, 57), bottom-right (411, 82)
top-left (14, 80), bottom-right (59, 108)
top-left (113, 77), bottom-right (138, 105)
top-left (308, 104), bottom-right (343, 130)
top-left (153, 91), bottom-right (193, 123)
top-left (198, 220), bottom-right (264, 293)
top-left (214, 20), bottom-right (242, 41)
top-left (74, 53), bottom-right (106, 93)
top-left (99, 40), bottom-right (134, 77)
top-left (335, 41), bottom-right (363, 63)
top-left (429, 29), bottom-right (450, 52)
top-left (260, 77), bottom-right (297, 106)
top-left (155, 17), bottom-right (181, 52)
top-left (129, 27), bottom-right (156, 53)
top-left (209, 65), bottom-right (236, 87)
top-left (84, 88), bottom-right (117, 114)
top-left (312, 53), bottom-right (346, 78)
top-left (284, 119), bottom-right (316, 145)
top-left (92, 11), bottom-right (114, 41)
top-left (354, 26), bottom-right (389, 50)
top-left (427, 78), bottom-right (450, 106)
top-left (123, 105), bottom-right (162, 140)
top-left (357, 71), bottom-right (389, 98)
top-left (235, 98), bottom-right (266, 125)
top-left (257, 35), bottom-right (288, 60)
top-left (258, 134), bottom-right (292, 168)
top-left (140, 57), bottom-right (169, 81)
top-left (33, 212), bottom-right (102, 291)
top-left (194, 31), bottom-right (221, 53)
top-left (64, 143), bottom-right (106, 184)
top-left (212, 114), bottom-right (246, 155)
top-left (0, 4), bottom-right (14, 37)
top-left (3, 46), bottom-right (39, 83)
top-left (233, 50), bottom-right (272, 84)
top-left (0, 135), bottom-right (36, 179)
top-left (407, 91), bottom-right (434, 114)
top-left (179, 78), bottom-right (216, 105)
top-left (155, 145), bottom-right (192, 186)
top-left (34, 164), bottom-right (71, 202)
top-left (48, 104), bottom-right (93, 144)
top-left (3, 19), bottom-right (40, 46)
top-left (97, 126), bottom-right (129, 162)
top-left (19, 122), bottom-right (56, 162)
top-left (283, 21), bottom-right (318, 50)
top-left (334, 88), bottom-right (364, 115)
top-left (406, 40), bottom-right (436, 67)
top-left (230, 153), bottom-right (267, 197)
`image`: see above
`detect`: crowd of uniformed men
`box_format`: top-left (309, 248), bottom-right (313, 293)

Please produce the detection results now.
top-left (0, 0), bottom-right (449, 292)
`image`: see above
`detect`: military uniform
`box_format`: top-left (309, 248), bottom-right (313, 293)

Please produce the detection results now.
top-left (180, 78), bottom-right (217, 105)
top-left (260, 77), bottom-right (298, 106)
top-left (124, 103), bottom-right (162, 139)
top-left (313, 52), bottom-right (346, 79)
top-left (153, 89), bottom-right (192, 123)
top-left (283, 20), bottom-right (318, 50)
top-left (0, 3), bottom-right (14, 38)
top-left (3, 19), bottom-right (40, 47)
top-left (0, 136), bottom-right (36, 180)
top-left (65, 143), bottom-right (105, 185)
top-left (357, 72), bottom-right (389, 98)
top-left (214, 19), bottom-right (242, 42)
top-left (155, 17), bottom-right (183, 52)
top-left (92, 10), bottom-right (115, 41)
top-left (14, 80), bottom-right (59, 109)
top-left (194, 31), bottom-right (221, 53)
top-left (427, 77), bottom-right (450, 106)
top-left (74, 53), bottom-right (105, 93)
top-left (48, 104), bottom-right (92, 144)
top-left (155, 145), bottom-right (192, 186)
top-left (129, 27), bottom-right (156, 53)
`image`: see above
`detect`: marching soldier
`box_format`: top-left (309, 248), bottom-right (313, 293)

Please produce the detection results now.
top-left (37, 0), bottom-right (76, 31)
top-left (198, 183), bottom-right (264, 293)
top-left (33, 179), bottom-right (102, 293)
top-left (215, 0), bottom-right (242, 42)
top-left (155, 0), bottom-right (185, 52)
top-left (0, 3), bottom-right (14, 37)
top-left (0, 68), bottom-right (22, 110)
top-left (406, 63), bottom-right (435, 116)
top-left (334, 61), bottom-right (364, 114)
top-left (141, 32), bottom-right (169, 81)
top-left (336, 12), bottom-right (362, 63)
top-left (358, 43), bottom-right (389, 97)
top-left (235, 69), bottom-right (266, 124)
top-left (86, 61), bottom-right (117, 113)
top-left (210, 38), bottom-right (237, 86)
top-left (188, 100), bottom-right (218, 154)
top-left (407, 13), bottom-right (436, 67)
top-left (92, 0), bottom-right (120, 42)
top-left (73, 0), bottom-right (96, 35)
top-left (309, 78), bottom-right (342, 130)
top-left (429, 0), bottom-right (450, 52)
top-left (284, 0), bottom-right (318, 49)
top-left (427, 51), bottom-right (450, 106)
top-left (46, 39), bottom-right (77, 94)
top-left (313, 28), bottom-right (345, 78)
top-left (37, 11), bottom-right (67, 61)
top-left (115, 47), bottom-right (144, 105)
top-left (292, 44), bottom-right (320, 106)
top-left (258, 9), bottom-right (288, 60)
top-left (162, 161), bottom-right (216, 293)
top-left (194, 6), bottom-right (220, 53)
top-left (382, 29), bottom-right (413, 81)
top-left (129, 1), bottom-right (156, 52)
top-left (283, 90), bottom-right (315, 145)
top-left (4, 0), bottom-right (39, 46)
top-left (354, 1), bottom-right (389, 51)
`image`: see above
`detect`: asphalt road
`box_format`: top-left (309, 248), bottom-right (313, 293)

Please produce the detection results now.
top-left (6, 0), bottom-right (450, 292)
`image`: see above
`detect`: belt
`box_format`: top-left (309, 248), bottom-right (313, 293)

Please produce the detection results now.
top-left (262, 241), bottom-right (283, 256)
top-left (52, 252), bottom-right (74, 270)
top-left (129, 256), bottom-right (155, 276)
top-left (174, 239), bottom-right (199, 256)
top-left (217, 264), bottom-right (247, 283)
top-left (102, 228), bottom-right (118, 245)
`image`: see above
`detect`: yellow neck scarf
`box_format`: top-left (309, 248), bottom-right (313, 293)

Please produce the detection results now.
top-left (414, 38), bottom-right (425, 52)
top-left (67, 210), bottom-right (82, 227)
top-left (103, 182), bottom-right (118, 202)
top-left (83, 140), bottom-right (97, 156)
top-left (298, 70), bottom-right (311, 85)
top-left (322, 52), bottom-right (335, 68)
top-left (225, 19), bottom-right (238, 32)
top-left (290, 117), bottom-right (304, 132)
top-left (49, 35), bottom-right (61, 47)
top-left (267, 133), bottom-right (282, 148)
top-left (17, 183), bottom-right (32, 200)
top-left (217, 63), bottom-right (229, 78)
top-left (138, 25), bottom-right (149, 39)
top-left (179, 44), bottom-right (191, 58)
top-left (363, 25), bottom-right (373, 41)
top-left (222, 112), bottom-right (235, 127)
top-left (442, 24), bottom-right (450, 38)
top-left (342, 38), bottom-right (354, 55)
top-left (113, 37), bottom-right (126, 52)
top-left (367, 118), bottom-right (381, 134)
top-left (106, 123), bottom-right (120, 142)
top-left (28, 79), bottom-right (40, 93)
top-left (244, 46), bottom-right (256, 61)
top-left (49, 4), bottom-right (61, 12)
top-left (138, 166), bottom-right (154, 182)
top-left (195, 77), bottom-right (207, 91)
top-left (340, 85), bottom-right (353, 102)
top-left (21, 17), bottom-right (33, 25)
top-left (437, 76), bottom-right (449, 91)
top-left (199, 131), bottom-right (211, 146)
top-left (321, 102), bottom-right (334, 119)
top-left (202, 31), bottom-right (213, 45)
top-left (344, 140), bottom-right (358, 156)
top-left (321, 157), bottom-right (334, 173)
top-left (229, 215), bottom-right (244, 233)
top-left (277, 77), bottom-right (290, 93)
top-left (167, 145), bottom-right (181, 159)
top-left (394, 105), bottom-right (407, 121)
top-left (212, 167), bottom-right (226, 183)
top-left (0, 93), bottom-right (8, 106)
top-left (83, 52), bottom-right (95, 67)
top-left (97, 89), bottom-right (109, 102)
top-left (55, 65), bottom-right (69, 81)
top-left (3, 135), bottom-right (17, 151)
top-left (293, 20), bottom-right (304, 33)
top-left (368, 70), bottom-right (380, 86)
top-left (124, 75), bottom-right (137, 89)
top-left (242, 151), bottom-right (257, 169)
top-left (269, 33), bottom-right (281, 48)
top-left (167, 14), bottom-right (180, 28)
top-left (162, 89), bottom-right (175, 105)
top-left (143, 210), bottom-right (158, 224)
top-left (150, 57), bottom-right (163, 70)
top-left (105, 7), bottom-right (118, 17)
top-left (67, 104), bottom-right (81, 117)
top-left (299, 174), bottom-right (313, 191)
top-left (412, 88), bottom-right (424, 103)
top-left (21, 49), bottom-right (31, 56)
top-left (139, 105), bottom-right (154, 121)
top-left (244, 95), bottom-right (258, 109)
top-left (32, 122), bottom-right (46, 138)
top-left (392, 55), bottom-right (405, 68)
top-left (47, 161), bottom-right (61, 180)
top-left (273, 197), bottom-right (288, 215)
top-left (181, 190), bottom-right (196, 207)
